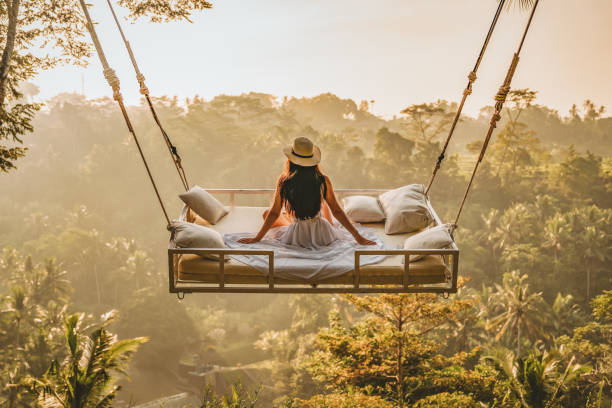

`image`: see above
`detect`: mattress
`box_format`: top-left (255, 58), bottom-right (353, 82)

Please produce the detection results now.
top-left (175, 206), bottom-right (450, 286)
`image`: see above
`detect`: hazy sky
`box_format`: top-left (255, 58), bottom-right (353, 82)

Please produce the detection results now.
top-left (36, 0), bottom-right (612, 118)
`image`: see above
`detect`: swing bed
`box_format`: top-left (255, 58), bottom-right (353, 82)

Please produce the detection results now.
top-left (170, 189), bottom-right (458, 294)
top-left (78, 0), bottom-right (541, 296)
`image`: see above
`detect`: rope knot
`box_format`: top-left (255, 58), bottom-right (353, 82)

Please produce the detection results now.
top-left (468, 71), bottom-right (477, 82)
top-left (136, 73), bottom-right (149, 95)
top-left (490, 113), bottom-right (501, 127)
top-left (495, 85), bottom-right (510, 103)
top-left (103, 68), bottom-right (122, 101)
top-left (463, 87), bottom-right (473, 96)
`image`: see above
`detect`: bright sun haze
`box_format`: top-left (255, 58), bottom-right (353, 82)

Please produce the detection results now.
top-left (36, 0), bottom-right (612, 117)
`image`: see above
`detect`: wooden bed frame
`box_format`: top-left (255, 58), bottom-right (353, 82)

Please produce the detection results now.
top-left (168, 189), bottom-right (459, 295)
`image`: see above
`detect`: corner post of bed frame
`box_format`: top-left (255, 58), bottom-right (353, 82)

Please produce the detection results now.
top-left (168, 249), bottom-right (175, 293)
top-left (268, 252), bottom-right (275, 289)
top-left (451, 250), bottom-right (459, 292)
top-left (219, 253), bottom-right (225, 289)
top-left (353, 252), bottom-right (360, 289)
top-left (403, 254), bottom-right (410, 289)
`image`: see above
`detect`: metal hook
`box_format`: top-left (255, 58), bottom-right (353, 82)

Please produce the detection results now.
top-left (177, 292), bottom-right (185, 300)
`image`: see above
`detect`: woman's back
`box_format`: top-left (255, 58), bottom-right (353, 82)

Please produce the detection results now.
top-left (279, 162), bottom-right (327, 220)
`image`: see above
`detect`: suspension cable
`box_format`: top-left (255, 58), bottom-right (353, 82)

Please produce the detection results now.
top-left (105, 0), bottom-right (190, 191)
top-left (78, 0), bottom-right (172, 227)
top-left (453, 0), bottom-right (540, 229)
top-left (425, 0), bottom-right (507, 196)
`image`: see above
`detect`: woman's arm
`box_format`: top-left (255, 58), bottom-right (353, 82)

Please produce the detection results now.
top-left (238, 181), bottom-right (283, 244)
top-left (324, 176), bottom-right (376, 246)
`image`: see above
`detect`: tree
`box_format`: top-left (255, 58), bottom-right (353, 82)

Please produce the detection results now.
top-left (489, 89), bottom-right (549, 191)
top-left (370, 127), bottom-right (414, 185)
top-left (486, 271), bottom-right (549, 356)
top-left (297, 389), bottom-right (393, 408)
top-left (411, 392), bottom-right (481, 408)
top-left (550, 147), bottom-right (609, 208)
top-left (555, 290), bottom-right (612, 405)
top-left (543, 213), bottom-right (566, 266)
top-left (400, 101), bottom-right (454, 143)
top-left (483, 345), bottom-right (589, 408)
top-left (306, 294), bottom-right (497, 407)
top-left (0, 0), bottom-right (212, 172)
top-left (198, 382), bottom-right (261, 408)
top-left (26, 312), bottom-right (147, 407)
top-left (550, 293), bottom-right (585, 338)
top-left (0, 250), bottom-right (72, 407)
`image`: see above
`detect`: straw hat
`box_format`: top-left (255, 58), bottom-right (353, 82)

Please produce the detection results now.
top-left (283, 137), bottom-right (321, 167)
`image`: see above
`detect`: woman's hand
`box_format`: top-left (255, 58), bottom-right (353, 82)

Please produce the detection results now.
top-left (238, 236), bottom-right (261, 244)
top-left (355, 235), bottom-right (376, 246)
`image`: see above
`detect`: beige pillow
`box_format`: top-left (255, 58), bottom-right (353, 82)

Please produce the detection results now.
top-left (379, 184), bottom-right (432, 234)
top-left (342, 195), bottom-right (385, 223)
top-left (403, 224), bottom-right (453, 262)
top-left (171, 221), bottom-right (225, 260)
top-left (179, 186), bottom-right (228, 224)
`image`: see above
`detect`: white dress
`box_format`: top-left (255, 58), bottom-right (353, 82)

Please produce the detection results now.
top-left (278, 215), bottom-right (342, 249)
top-left (224, 214), bottom-right (389, 282)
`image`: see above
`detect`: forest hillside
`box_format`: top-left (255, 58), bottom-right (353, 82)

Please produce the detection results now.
top-left (1, 91), bottom-right (610, 407)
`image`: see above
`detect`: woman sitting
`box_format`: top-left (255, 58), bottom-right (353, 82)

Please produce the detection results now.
top-left (238, 136), bottom-right (376, 248)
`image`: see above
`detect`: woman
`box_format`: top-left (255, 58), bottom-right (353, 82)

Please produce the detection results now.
top-left (238, 136), bottom-right (376, 247)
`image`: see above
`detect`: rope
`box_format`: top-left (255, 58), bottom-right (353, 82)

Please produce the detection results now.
top-left (453, 0), bottom-right (540, 229)
top-left (425, 0), bottom-right (507, 195)
top-left (105, 0), bottom-right (190, 191)
top-left (79, 0), bottom-right (172, 228)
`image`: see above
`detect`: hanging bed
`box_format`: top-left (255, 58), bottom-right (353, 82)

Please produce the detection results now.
top-left (168, 189), bottom-right (459, 295)
top-left (78, 0), bottom-right (541, 296)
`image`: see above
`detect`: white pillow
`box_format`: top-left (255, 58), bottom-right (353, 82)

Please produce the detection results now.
top-left (171, 221), bottom-right (225, 260)
top-left (379, 184), bottom-right (432, 234)
top-left (403, 224), bottom-right (454, 262)
top-left (342, 195), bottom-right (385, 223)
top-left (179, 186), bottom-right (228, 224)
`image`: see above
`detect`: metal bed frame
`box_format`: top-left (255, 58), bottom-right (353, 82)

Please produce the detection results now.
top-left (168, 189), bottom-right (459, 295)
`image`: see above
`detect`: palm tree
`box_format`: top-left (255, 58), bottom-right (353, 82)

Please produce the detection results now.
top-left (582, 225), bottom-right (606, 300)
top-left (486, 271), bottom-right (549, 356)
top-left (27, 313), bottom-right (147, 408)
top-left (543, 213), bottom-right (565, 265)
top-left (4, 286), bottom-right (27, 349)
top-left (550, 293), bottom-right (585, 337)
top-left (483, 345), bottom-right (589, 408)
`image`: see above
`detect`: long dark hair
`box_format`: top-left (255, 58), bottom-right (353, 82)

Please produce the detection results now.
top-left (278, 161), bottom-right (327, 220)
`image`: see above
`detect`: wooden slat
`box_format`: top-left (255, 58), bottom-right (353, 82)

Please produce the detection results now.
top-left (171, 285), bottom-right (454, 294)
top-left (403, 254), bottom-right (409, 289)
top-left (219, 254), bottom-right (225, 288)
top-left (168, 250), bottom-right (175, 293)
top-left (354, 249), bottom-right (457, 256)
top-left (451, 252), bottom-right (459, 292)
top-left (169, 248), bottom-right (275, 256)
top-left (354, 253), bottom-right (360, 288)
top-left (268, 253), bottom-right (274, 289)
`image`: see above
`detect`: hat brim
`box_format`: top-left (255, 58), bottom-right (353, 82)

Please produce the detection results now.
top-left (283, 145), bottom-right (321, 167)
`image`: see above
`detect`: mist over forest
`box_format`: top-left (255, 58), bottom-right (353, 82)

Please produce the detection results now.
top-left (1, 88), bottom-right (610, 407)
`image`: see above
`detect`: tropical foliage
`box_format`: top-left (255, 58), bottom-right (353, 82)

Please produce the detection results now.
top-left (0, 85), bottom-right (610, 406)
top-left (0, 0), bottom-right (213, 172)
top-left (25, 313), bottom-right (146, 407)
